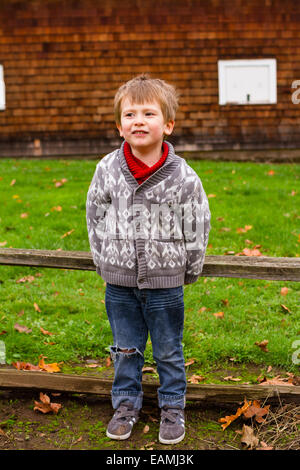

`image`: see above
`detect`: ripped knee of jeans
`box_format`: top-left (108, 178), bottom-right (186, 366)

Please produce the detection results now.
top-left (109, 345), bottom-right (143, 361)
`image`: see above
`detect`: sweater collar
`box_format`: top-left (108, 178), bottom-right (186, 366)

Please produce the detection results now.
top-left (118, 140), bottom-right (179, 190)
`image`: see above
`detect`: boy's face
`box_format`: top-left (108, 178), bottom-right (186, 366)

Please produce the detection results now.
top-left (117, 97), bottom-right (174, 154)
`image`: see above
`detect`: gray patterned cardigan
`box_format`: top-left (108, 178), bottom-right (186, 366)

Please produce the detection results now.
top-left (86, 141), bottom-right (211, 289)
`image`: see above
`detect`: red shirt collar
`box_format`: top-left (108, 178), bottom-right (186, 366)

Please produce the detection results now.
top-left (124, 141), bottom-right (169, 184)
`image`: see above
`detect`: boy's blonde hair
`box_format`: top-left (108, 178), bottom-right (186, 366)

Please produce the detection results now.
top-left (114, 74), bottom-right (179, 126)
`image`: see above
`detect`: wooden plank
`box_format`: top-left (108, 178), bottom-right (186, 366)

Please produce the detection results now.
top-left (0, 248), bottom-right (299, 281)
top-left (0, 370), bottom-right (299, 404)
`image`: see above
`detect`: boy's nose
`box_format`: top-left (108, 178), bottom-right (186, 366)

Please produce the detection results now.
top-left (133, 114), bottom-right (145, 125)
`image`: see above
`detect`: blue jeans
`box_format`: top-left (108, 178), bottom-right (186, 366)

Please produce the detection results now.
top-left (105, 283), bottom-right (186, 410)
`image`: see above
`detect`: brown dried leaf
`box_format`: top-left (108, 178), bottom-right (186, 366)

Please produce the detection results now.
top-left (219, 399), bottom-right (251, 430)
top-left (14, 323), bottom-right (32, 334)
top-left (184, 359), bottom-right (195, 367)
top-left (255, 339), bottom-right (269, 352)
top-left (142, 366), bottom-right (156, 374)
top-left (223, 376), bottom-right (241, 382)
top-left (240, 424), bottom-right (259, 449)
top-left (38, 355), bottom-right (61, 373)
top-left (143, 425), bottom-right (150, 434)
top-left (257, 441), bottom-right (274, 450)
top-left (280, 287), bottom-right (289, 296)
top-left (34, 392), bottom-right (62, 414)
top-left (213, 311), bottom-right (224, 318)
top-left (281, 304), bottom-right (291, 313)
top-left (12, 361), bottom-right (40, 371)
top-left (16, 275), bottom-right (36, 283)
top-left (243, 400), bottom-right (270, 423)
top-left (258, 375), bottom-right (295, 387)
top-left (40, 327), bottom-right (54, 336)
top-left (188, 374), bottom-right (205, 384)
top-left (60, 229), bottom-right (74, 239)
top-left (34, 302), bottom-right (41, 312)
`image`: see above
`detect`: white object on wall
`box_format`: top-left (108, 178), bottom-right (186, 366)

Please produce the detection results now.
top-left (218, 59), bottom-right (277, 105)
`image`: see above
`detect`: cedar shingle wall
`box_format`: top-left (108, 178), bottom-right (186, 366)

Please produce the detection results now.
top-left (0, 0), bottom-right (300, 153)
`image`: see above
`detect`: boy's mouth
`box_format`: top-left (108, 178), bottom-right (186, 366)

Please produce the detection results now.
top-left (132, 130), bottom-right (148, 134)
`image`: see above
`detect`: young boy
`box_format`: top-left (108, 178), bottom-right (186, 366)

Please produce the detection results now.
top-left (86, 75), bottom-right (211, 445)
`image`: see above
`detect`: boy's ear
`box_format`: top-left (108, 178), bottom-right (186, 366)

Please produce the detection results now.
top-left (116, 123), bottom-right (123, 137)
top-left (164, 120), bottom-right (175, 136)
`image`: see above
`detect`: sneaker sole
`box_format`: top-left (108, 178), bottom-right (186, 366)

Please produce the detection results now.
top-left (106, 429), bottom-right (132, 440)
top-left (159, 431), bottom-right (185, 445)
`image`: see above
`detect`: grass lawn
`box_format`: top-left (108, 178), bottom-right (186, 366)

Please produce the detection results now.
top-left (0, 156), bottom-right (299, 378)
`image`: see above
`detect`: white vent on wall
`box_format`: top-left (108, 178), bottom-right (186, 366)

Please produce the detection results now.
top-left (218, 59), bottom-right (277, 105)
top-left (0, 65), bottom-right (5, 110)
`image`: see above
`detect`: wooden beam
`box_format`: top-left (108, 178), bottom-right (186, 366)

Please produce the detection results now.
top-left (0, 248), bottom-right (299, 281)
top-left (0, 370), bottom-right (299, 404)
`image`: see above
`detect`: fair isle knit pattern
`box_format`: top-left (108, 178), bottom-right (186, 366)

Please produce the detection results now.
top-left (86, 141), bottom-right (211, 290)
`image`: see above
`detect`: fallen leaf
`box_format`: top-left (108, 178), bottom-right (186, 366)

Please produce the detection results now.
top-left (237, 248), bottom-right (262, 256)
top-left (20, 213), bottom-right (28, 218)
top-left (40, 327), bottom-right (54, 336)
top-left (255, 340), bottom-right (269, 352)
top-left (213, 311), bottom-right (224, 318)
top-left (12, 361), bottom-right (40, 371)
top-left (240, 424), bottom-right (259, 449)
top-left (184, 359), bottom-right (195, 367)
top-left (258, 375), bottom-right (295, 386)
top-left (188, 374), bottom-right (205, 384)
top-left (223, 376), bottom-right (241, 382)
top-left (142, 366), bottom-right (156, 374)
top-left (53, 178), bottom-right (68, 188)
top-left (219, 399), bottom-right (251, 430)
top-left (105, 356), bottom-right (111, 367)
top-left (60, 229), bottom-right (74, 239)
top-left (281, 304), bottom-right (291, 313)
top-left (34, 302), bottom-right (41, 312)
top-left (14, 323), bottom-right (32, 334)
top-left (243, 400), bottom-right (270, 423)
top-left (10, 179), bottom-right (16, 186)
top-left (0, 241), bottom-right (7, 246)
top-left (143, 425), bottom-right (150, 434)
top-left (257, 441), bottom-right (274, 450)
top-left (16, 275), bottom-right (36, 283)
top-left (34, 392), bottom-right (62, 414)
top-left (236, 225), bottom-right (252, 233)
top-left (280, 287), bottom-right (289, 296)
top-left (38, 355), bottom-right (61, 373)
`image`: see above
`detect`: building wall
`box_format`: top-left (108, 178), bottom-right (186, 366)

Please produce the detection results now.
top-left (0, 0), bottom-right (300, 156)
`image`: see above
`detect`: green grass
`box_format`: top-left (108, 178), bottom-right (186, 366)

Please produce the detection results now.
top-left (0, 157), bottom-right (299, 372)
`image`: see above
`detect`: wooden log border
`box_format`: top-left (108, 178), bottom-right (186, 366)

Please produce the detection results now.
top-left (0, 248), bottom-right (299, 401)
top-left (0, 248), bottom-right (300, 281)
top-left (0, 370), bottom-right (299, 405)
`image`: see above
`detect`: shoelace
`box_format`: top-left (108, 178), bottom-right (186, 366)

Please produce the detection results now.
top-left (161, 407), bottom-right (182, 424)
top-left (114, 404), bottom-right (136, 422)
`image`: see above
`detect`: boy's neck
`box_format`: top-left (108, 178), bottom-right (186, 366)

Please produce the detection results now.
top-left (129, 141), bottom-right (164, 167)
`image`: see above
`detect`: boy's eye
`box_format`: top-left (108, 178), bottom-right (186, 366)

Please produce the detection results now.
top-left (145, 112), bottom-right (154, 116)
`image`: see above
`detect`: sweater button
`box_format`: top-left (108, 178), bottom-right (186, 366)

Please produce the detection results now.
top-left (139, 278), bottom-right (145, 284)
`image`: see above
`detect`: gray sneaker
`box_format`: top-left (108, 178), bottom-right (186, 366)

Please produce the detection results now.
top-left (106, 402), bottom-right (139, 440)
top-left (159, 406), bottom-right (185, 444)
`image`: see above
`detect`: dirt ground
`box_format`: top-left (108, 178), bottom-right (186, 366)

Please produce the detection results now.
top-left (0, 389), bottom-right (240, 451)
top-left (0, 362), bottom-right (299, 453)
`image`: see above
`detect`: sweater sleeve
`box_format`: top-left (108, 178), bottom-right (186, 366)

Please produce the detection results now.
top-left (182, 177), bottom-right (211, 284)
top-left (86, 161), bottom-right (111, 272)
